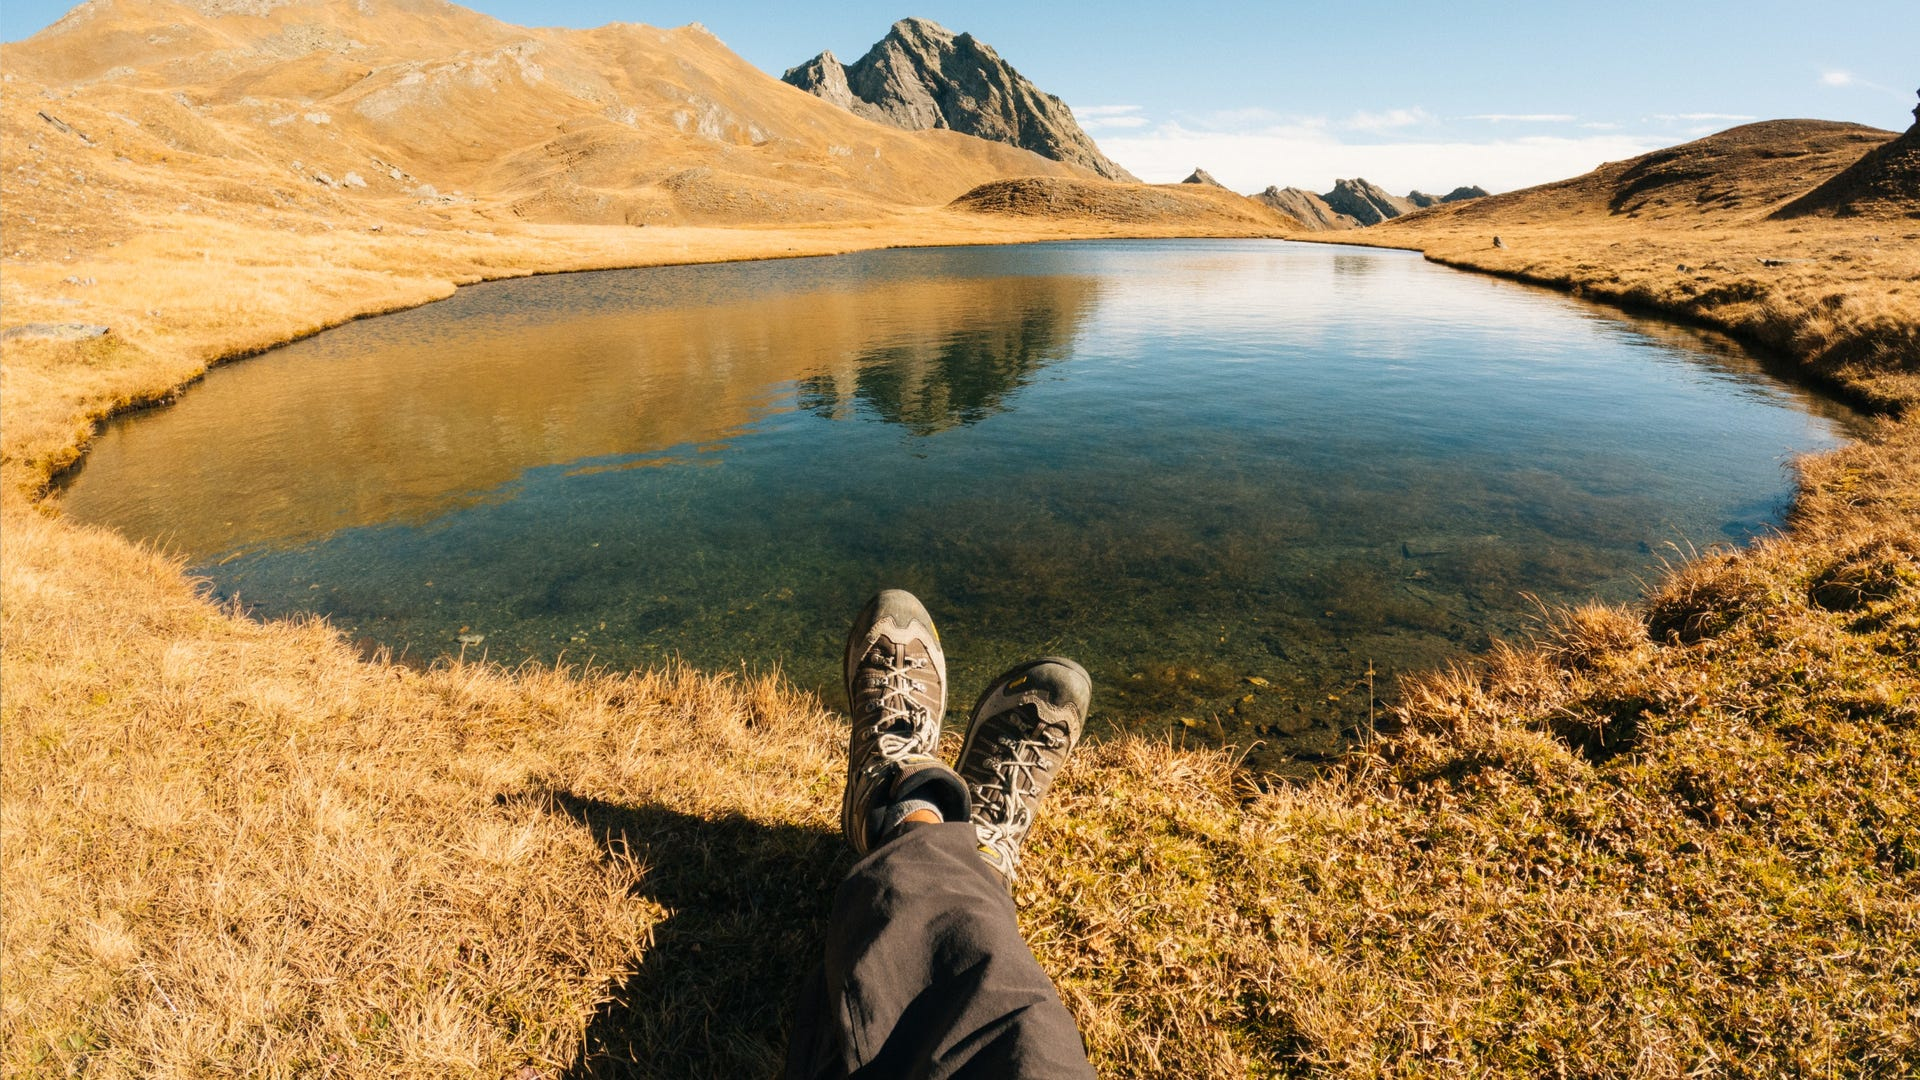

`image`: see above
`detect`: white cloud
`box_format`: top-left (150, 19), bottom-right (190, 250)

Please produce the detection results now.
top-left (1181, 105), bottom-right (1294, 130)
top-left (1098, 121), bottom-right (1666, 196)
top-left (1580, 121), bottom-right (1621, 130)
top-left (1463, 113), bottom-right (1578, 124)
top-left (1343, 107), bottom-right (1432, 132)
top-left (1076, 104), bottom-right (1152, 131)
top-left (1649, 112), bottom-right (1757, 123)
top-left (1081, 115), bottom-right (1151, 131)
top-left (1813, 70), bottom-right (1904, 101)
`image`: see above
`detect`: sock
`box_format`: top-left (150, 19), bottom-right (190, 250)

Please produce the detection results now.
top-left (875, 797), bottom-right (944, 841)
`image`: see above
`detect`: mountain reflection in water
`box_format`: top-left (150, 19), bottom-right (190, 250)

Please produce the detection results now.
top-left (64, 267), bottom-right (1097, 561)
top-left (796, 300), bottom-right (1079, 435)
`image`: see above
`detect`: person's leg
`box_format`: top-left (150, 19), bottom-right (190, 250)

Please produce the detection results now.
top-left (784, 593), bottom-right (1095, 1080)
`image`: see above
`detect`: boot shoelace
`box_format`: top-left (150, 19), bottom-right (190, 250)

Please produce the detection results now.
top-left (972, 719), bottom-right (1067, 867)
top-left (857, 650), bottom-right (935, 776)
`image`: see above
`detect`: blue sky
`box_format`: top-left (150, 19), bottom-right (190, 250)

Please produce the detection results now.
top-left (7, 0), bottom-right (1914, 192)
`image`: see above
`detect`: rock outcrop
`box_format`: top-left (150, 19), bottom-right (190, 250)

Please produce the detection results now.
top-left (1253, 186), bottom-right (1358, 230)
top-left (1182, 167), bottom-right (1226, 188)
top-left (779, 50), bottom-right (865, 116)
top-left (1320, 178), bottom-right (1416, 226)
top-left (784, 18), bottom-right (1135, 181)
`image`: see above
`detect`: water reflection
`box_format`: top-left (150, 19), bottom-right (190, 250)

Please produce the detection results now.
top-left (63, 268), bottom-right (1098, 560)
top-left (60, 241), bottom-right (1859, 770)
top-left (797, 302), bottom-right (1079, 435)
top-left (1331, 253), bottom-right (1378, 278)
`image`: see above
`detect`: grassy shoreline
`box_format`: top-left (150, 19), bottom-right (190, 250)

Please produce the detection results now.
top-left (5, 211), bottom-right (1917, 1075)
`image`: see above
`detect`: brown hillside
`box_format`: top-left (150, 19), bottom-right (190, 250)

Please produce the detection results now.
top-left (0, 0), bottom-right (1095, 232)
top-left (1363, 119), bottom-right (1918, 407)
top-left (1405, 119), bottom-right (1897, 225)
top-left (1775, 101), bottom-right (1920, 219)
top-left (952, 176), bottom-right (1300, 229)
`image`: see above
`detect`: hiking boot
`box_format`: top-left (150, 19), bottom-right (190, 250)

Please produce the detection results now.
top-left (840, 589), bottom-right (968, 855)
top-left (956, 657), bottom-right (1092, 886)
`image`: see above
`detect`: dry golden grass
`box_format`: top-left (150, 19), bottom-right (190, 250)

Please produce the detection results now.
top-left (5, 10), bottom-right (1919, 1076)
top-left (9, 215), bottom-right (1917, 1076)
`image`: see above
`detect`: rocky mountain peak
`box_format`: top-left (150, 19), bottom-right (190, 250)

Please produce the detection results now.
top-left (784, 18), bottom-right (1135, 181)
top-left (781, 49), bottom-right (859, 114)
top-left (884, 16), bottom-right (958, 52)
top-left (1182, 167), bottom-right (1226, 188)
top-left (1320, 177), bottom-right (1415, 226)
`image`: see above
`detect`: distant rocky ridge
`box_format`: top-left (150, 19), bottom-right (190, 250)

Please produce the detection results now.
top-left (1253, 187), bottom-right (1357, 230)
top-left (1408, 186), bottom-right (1491, 208)
top-left (950, 176), bottom-right (1296, 230)
top-left (1181, 167), bottom-right (1226, 188)
top-left (784, 18), bottom-right (1135, 181)
top-left (1247, 179), bottom-right (1488, 231)
top-left (1320, 178), bottom-right (1416, 226)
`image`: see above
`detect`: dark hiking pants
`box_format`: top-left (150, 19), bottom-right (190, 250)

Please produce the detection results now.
top-left (783, 820), bottom-right (1097, 1080)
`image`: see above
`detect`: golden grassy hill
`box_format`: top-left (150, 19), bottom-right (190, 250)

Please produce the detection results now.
top-left (1365, 118), bottom-right (1919, 409)
top-left (1408, 119), bottom-right (1894, 223)
top-left (3, 2), bottom-right (1917, 1072)
top-left (1, 0), bottom-right (1096, 236)
top-left (1777, 115), bottom-right (1920, 219)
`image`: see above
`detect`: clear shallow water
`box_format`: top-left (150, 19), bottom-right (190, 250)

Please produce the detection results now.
top-left (61, 240), bottom-right (1861, 765)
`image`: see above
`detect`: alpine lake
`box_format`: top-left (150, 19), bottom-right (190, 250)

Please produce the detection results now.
top-left (61, 240), bottom-right (1863, 770)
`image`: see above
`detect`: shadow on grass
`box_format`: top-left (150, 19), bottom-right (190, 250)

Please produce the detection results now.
top-left (540, 791), bottom-right (845, 1079)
